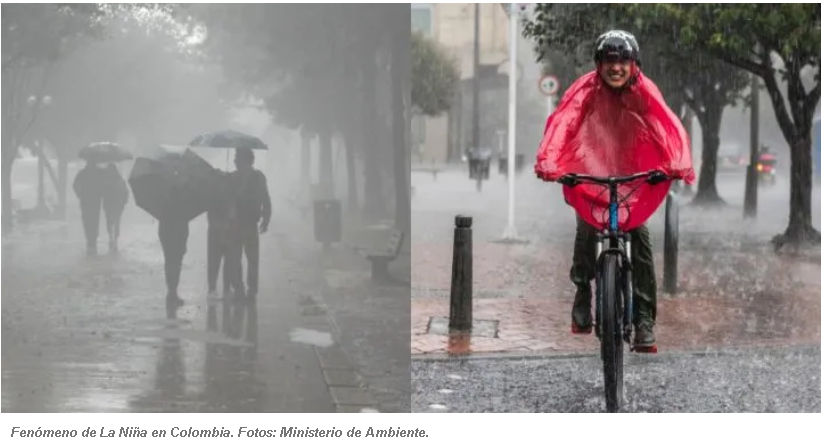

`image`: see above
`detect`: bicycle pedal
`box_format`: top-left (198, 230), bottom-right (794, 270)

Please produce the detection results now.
top-left (632, 344), bottom-right (658, 354)
top-left (571, 323), bottom-right (593, 335)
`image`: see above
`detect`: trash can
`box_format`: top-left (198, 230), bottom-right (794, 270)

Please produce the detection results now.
top-left (515, 154), bottom-right (525, 173)
top-left (498, 157), bottom-right (508, 175)
top-left (313, 199), bottom-right (341, 244)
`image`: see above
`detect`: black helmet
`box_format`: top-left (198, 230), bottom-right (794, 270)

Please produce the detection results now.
top-left (594, 30), bottom-right (640, 66)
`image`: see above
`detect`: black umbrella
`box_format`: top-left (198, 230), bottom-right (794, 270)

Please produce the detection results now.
top-left (188, 130), bottom-right (268, 151)
top-left (79, 142), bottom-right (134, 163)
top-left (128, 147), bottom-right (218, 222)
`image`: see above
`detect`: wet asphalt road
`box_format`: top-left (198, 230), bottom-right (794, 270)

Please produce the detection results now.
top-left (411, 345), bottom-right (821, 413)
top-left (2, 195), bottom-right (409, 412)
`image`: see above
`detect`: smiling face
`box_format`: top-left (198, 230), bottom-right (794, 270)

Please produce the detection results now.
top-left (598, 58), bottom-right (634, 89)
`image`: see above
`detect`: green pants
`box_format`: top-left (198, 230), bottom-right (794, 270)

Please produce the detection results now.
top-left (570, 217), bottom-right (657, 323)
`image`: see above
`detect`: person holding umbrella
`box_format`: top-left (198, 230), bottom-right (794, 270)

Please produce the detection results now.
top-left (230, 147), bottom-right (271, 299)
top-left (77, 142), bottom-right (134, 256)
top-left (207, 171), bottom-right (244, 299)
top-left (73, 161), bottom-right (107, 256)
top-left (129, 148), bottom-right (218, 308)
top-left (102, 163), bottom-right (130, 254)
top-left (158, 194), bottom-right (190, 308)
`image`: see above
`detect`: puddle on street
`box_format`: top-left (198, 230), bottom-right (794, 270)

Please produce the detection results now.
top-left (288, 328), bottom-right (334, 348)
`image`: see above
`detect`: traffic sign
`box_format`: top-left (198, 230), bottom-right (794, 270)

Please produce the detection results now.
top-left (539, 75), bottom-right (560, 96)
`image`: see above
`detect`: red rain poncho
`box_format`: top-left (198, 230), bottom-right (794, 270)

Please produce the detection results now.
top-left (535, 70), bottom-right (695, 232)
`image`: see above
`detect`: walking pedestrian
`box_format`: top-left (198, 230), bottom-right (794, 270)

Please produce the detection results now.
top-left (229, 147), bottom-right (271, 299)
top-left (207, 171), bottom-right (244, 299)
top-left (73, 161), bottom-right (106, 256)
top-left (102, 163), bottom-right (129, 254)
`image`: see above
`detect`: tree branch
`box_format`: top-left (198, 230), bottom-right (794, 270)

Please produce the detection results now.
top-left (683, 94), bottom-right (705, 126)
top-left (718, 52), bottom-right (769, 78)
top-left (761, 71), bottom-right (797, 143)
top-left (786, 58), bottom-right (804, 130)
top-left (804, 81), bottom-right (821, 124)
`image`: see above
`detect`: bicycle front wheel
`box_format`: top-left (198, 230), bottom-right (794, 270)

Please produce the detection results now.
top-left (600, 253), bottom-right (624, 412)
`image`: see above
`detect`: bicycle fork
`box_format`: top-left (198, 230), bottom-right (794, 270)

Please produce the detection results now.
top-left (594, 233), bottom-right (635, 345)
top-left (623, 239), bottom-right (634, 345)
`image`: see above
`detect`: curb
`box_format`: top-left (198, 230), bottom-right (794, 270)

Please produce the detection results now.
top-left (411, 342), bottom-right (821, 363)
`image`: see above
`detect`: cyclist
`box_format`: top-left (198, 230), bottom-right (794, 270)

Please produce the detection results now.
top-left (535, 30), bottom-right (695, 351)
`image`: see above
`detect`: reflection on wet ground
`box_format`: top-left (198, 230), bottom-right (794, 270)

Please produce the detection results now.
top-left (129, 298), bottom-right (263, 412)
top-left (1, 211), bottom-right (379, 412)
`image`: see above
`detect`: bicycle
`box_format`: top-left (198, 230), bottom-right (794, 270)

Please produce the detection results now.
top-left (558, 170), bottom-right (669, 413)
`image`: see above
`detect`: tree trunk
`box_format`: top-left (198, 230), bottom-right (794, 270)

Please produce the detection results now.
top-left (681, 106), bottom-right (695, 196)
top-left (57, 156), bottom-right (68, 218)
top-left (318, 130), bottom-right (334, 199)
top-left (2, 155), bottom-right (14, 235)
top-left (37, 142), bottom-right (46, 209)
top-left (300, 130), bottom-right (312, 204)
top-left (392, 24), bottom-right (411, 234)
top-left (2, 117), bottom-right (17, 234)
top-left (361, 54), bottom-right (385, 221)
top-left (343, 131), bottom-right (359, 215)
top-left (780, 132), bottom-right (820, 244)
top-left (760, 60), bottom-right (821, 247)
top-left (691, 106), bottom-right (725, 207)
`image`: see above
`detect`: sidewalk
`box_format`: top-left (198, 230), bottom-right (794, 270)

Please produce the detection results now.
top-left (410, 170), bottom-right (821, 357)
top-left (1, 204), bottom-right (390, 412)
top-left (277, 212), bottom-right (412, 413)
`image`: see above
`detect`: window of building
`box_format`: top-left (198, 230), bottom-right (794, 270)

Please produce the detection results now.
top-left (411, 4), bottom-right (432, 36)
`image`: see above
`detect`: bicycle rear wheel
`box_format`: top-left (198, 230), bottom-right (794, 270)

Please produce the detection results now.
top-left (599, 253), bottom-right (624, 412)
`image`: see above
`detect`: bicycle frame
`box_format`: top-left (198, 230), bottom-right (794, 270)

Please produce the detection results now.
top-left (562, 170), bottom-right (663, 344)
top-left (594, 181), bottom-right (634, 343)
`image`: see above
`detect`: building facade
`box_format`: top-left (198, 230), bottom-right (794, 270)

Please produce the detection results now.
top-left (411, 4), bottom-right (544, 165)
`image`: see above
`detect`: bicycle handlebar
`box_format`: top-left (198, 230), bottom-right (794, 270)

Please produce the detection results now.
top-left (558, 170), bottom-right (669, 187)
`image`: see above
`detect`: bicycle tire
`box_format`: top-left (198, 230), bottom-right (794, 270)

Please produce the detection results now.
top-left (600, 253), bottom-right (624, 412)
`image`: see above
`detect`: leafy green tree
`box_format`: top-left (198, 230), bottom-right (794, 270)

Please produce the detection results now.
top-left (636, 4), bottom-right (821, 245)
top-left (1, 4), bottom-right (106, 233)
top-left (188, 4), bottom-right (408, 223)
top-left (523, 4), bottom-right (749, 206)
top-left (411, 32), bottom-right (459, 117)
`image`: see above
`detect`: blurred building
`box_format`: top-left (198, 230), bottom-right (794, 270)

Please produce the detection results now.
top-left (412, 4), bottom-right (544, 165)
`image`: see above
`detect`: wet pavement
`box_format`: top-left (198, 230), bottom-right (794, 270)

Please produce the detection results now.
top-left (411, 168), bottom-right (820, 356)
top-left (411, 345), bottom-right (821, 412)
top-left (2, 198), bottom-right (410, 412)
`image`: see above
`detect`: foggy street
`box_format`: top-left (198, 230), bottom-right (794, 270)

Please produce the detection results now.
top-left (2, 4), bottom-right (411, 414)
top-left (410, 166), bottom-right (820, 412)
top-left (2, 199), bottom-right (409, 413)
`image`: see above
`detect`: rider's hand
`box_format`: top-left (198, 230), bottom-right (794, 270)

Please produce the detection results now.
top-left (535, 168), bottom-right (551, 182)
top-left (647, 171), bottom-right (668, 185)
top-left (557, 174), bottom-right (577, 186)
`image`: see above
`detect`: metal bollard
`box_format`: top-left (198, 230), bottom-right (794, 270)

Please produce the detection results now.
top-left (449, 215), bottom-right (473, 332)
top-left (663, 192), bottom-right (679, 294)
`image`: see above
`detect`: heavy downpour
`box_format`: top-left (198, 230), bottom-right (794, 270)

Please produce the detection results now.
top-left (2, 4), bottom-right (411, 412)
top-left (410, 4), bottom-right (820, 412)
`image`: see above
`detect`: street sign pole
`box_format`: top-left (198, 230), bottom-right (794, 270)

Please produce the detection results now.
top-left (502, 2), bottom-right (520, 241)
top-left (539, 75), bottom-right (560, 119)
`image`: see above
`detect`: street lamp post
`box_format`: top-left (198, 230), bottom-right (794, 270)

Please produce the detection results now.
top-left (500, 3), bottom-right (526, 243)
top-left (471, 3), bottom-right (481, 157)
top-left (744, 74), bottom-right (760, 219)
